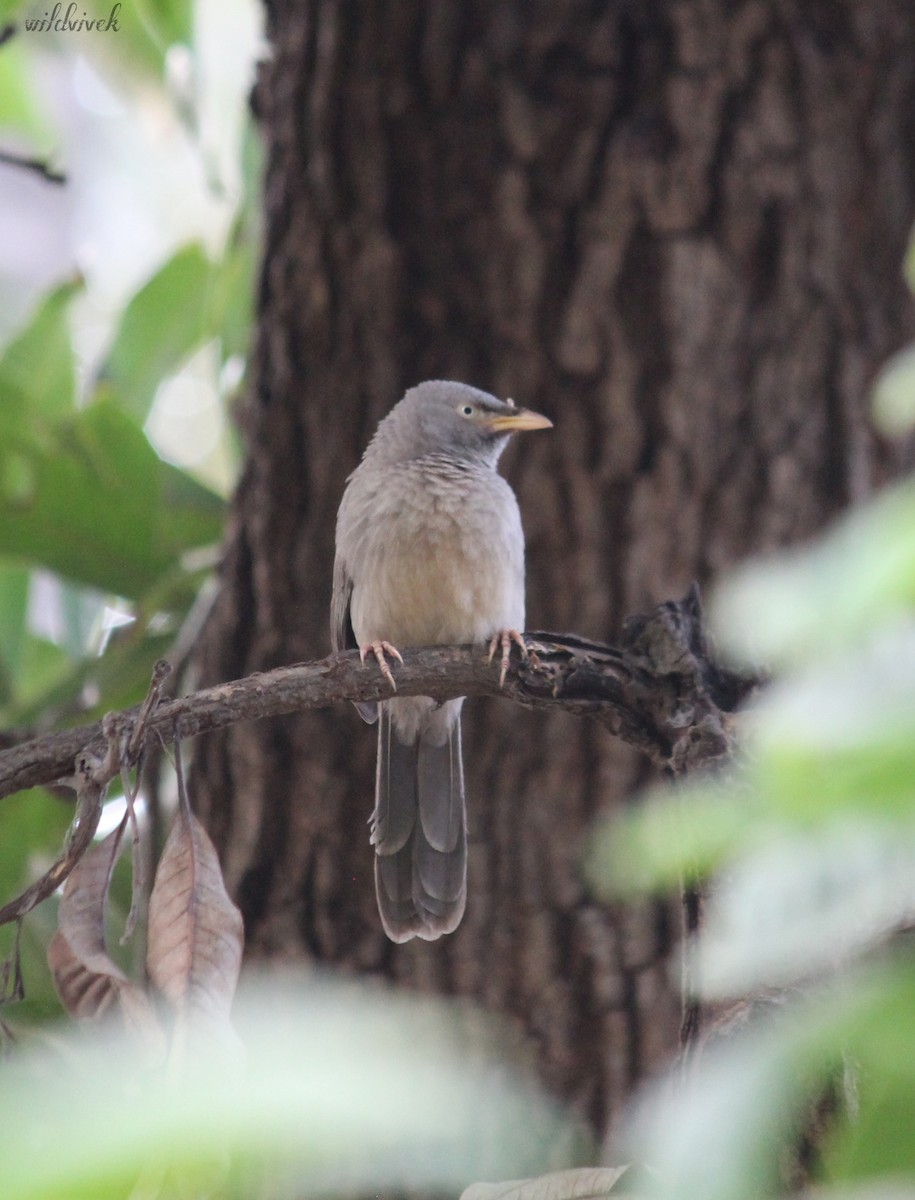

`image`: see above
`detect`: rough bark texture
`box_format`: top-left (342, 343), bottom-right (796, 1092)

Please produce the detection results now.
top-left (191, 0), bottom-right (915, 1138)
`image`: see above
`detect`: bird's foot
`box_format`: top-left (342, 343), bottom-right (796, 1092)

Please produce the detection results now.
top-left (360, 640), bottom-right (404, 691)
top-left (487, 629), bottom-right (528, 687)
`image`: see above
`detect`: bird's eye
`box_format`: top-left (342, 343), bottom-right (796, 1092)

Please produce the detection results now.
top-left (460, 404), bottom-right (474, 417)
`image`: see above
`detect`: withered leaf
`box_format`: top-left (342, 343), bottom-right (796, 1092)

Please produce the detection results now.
top-left (48, 930), bottom-right (162, 1048)
top-left (146, 763), bottom-right (244, 1031)
top-left (48, 825), bottom-right (162, 1047)
top-left (461, 1168), bottom-right (632, 1200)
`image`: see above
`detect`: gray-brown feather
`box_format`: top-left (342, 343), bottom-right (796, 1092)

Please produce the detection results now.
top-left (331, 558), bottom-right (377, 724)
top-left (373, 703), bottom-right (466, 942)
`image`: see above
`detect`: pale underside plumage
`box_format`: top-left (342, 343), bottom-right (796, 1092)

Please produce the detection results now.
top-left (331, 381), bottom-right (531, 942)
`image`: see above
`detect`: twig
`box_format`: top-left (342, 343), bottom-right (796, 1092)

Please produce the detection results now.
top-left (678, 882), bottom-right (704, 1068)
top-left (0, 670), bottom-right (168, 930)
top-left (0, 747), bottom-right (108, 928)
top-left (0, 148), bottom-right (67, 185)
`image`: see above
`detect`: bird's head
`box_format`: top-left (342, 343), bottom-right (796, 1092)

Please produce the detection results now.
top-left (375, 380), bottom-right (552, 467)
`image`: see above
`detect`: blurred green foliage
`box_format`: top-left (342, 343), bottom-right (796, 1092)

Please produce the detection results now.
top-left (0, 0), bottom-right (256, 1023)
top-left (0, 977), bottom-right (585, 1199)
top-left (590, 409), bottom-right (915, 1193)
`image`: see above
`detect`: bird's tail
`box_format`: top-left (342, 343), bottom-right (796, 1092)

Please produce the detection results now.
top-left (371, 699), bottom-right (466, 942)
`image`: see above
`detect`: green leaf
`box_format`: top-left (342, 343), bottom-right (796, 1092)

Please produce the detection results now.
top-left (625, 960), bottom-right (915, 1199)
top-left (0, 0), bottom-right (31, 24)
top-left (0, 562), bottom-right (30, 692)
top-left (587, 778), bottom-right (754, 897)
top-left (595, 626), bottom-right (915, 903)
top-left (0, 786), bottom-right (69, 1025)
top-left (71, 0), bottom-right (193, 78)
top-left (0, 788), bottom-right (72, 903)
top-left (0, 279), bottom-right (81, 421)
top-left (134, 0), bottom-right (193, 53)
top-left (0, 395), bottom-right (224, 597)
top-left (211, 130), bottom-right (263, 367)
top-left (210, 230), bottom-right (255, 364)
top-left (624, 1008), bottom-right (819, 1200)
top-left (102, 244), bottom-right (216, 423)
top-left (747, 628), bottom-right (915, 823)
top-left (5, 635), bottom-right (71, 717)
top-left (874, 343), bottom-right (915, 436)
top-left (693, 818), bottom-right (915, 996)
top-left (0, 37), bottom-right (54, 146)
top-left (9, 627), bottom-right (174, 728)
top-left (713, 477), bottom-right (915, 668)
top-left (4, 896), bottom-right (65, 1025)
top-left (823, 963), bottom-right (915, 1182)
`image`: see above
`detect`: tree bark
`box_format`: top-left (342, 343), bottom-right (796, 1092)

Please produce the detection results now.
top-left (191, 0), bottom-right (915, 1137)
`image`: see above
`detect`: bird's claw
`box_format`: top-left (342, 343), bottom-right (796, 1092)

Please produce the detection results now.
top-left (487, 629), bottom-right (528, 687)
top-left (360, 640), bottom-right (404, 692)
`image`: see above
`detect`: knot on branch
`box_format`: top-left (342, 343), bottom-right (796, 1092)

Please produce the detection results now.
top-left (517, 585), bottom-right (759, 774)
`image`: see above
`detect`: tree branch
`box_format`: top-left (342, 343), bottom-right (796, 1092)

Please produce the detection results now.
top-left (0, 587), bottom-right (760, 803)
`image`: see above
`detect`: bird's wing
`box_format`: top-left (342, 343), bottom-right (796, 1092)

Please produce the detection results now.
top-left (330, 554), bottom-right (356, 653)
top-left (331, 551), bottom-right (378, 724)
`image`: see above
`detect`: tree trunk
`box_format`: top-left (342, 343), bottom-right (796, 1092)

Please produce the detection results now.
top-left (192, 0), bottom-right (915, 1138)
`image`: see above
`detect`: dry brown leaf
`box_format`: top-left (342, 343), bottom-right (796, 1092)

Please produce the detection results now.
top-left (461, 1167), bottom-right (632, 1200)
top-left (48, 930), bottom-right (163, 1047)
top-left (57, 823), bottom-right (125, 974)
top-left (146, 760), bottom-right (244, 1034)
top-left (48, 825), bottom-right (163, 1046)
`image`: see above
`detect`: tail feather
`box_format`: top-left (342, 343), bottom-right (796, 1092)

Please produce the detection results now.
top-left (417, 722), bottom-right (464, 852)
top-left (375, 851), bottom-right (417, 933)
top-left (372, 703), bottom-right (467, 942)
top-left (414, 840), bottom-right (466, 908)
top-left (371, 709), bottom-right (416, 854)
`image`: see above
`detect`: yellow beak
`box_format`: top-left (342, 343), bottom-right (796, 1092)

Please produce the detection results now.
top-left (484, 408), bottom-right (553, 434)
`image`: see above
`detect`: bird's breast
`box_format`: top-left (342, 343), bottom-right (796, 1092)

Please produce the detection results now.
top-left (347, 460), bottom-right (526, 648)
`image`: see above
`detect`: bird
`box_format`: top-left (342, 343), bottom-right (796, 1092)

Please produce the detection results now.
top-left (331, 380), bottom-right (553, 942)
